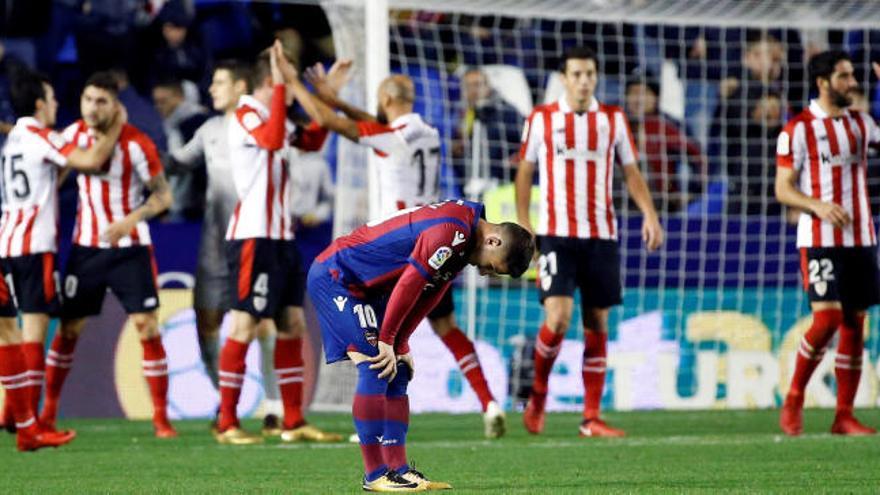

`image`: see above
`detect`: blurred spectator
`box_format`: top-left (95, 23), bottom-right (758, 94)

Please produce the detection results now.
top-left (109, 68), bottom-right (167, 152)
top-left (625, 77), bottom-right (705, 212)
top-left (289, 149), bottom-right (335, 229)
top-left (151, 2), bottom-right (206, 86)
top-left (73, 0), bottom-right (150, 76)
top-left (452, 68), bottom-right (523, 193)
top-left (709, 33), bottom-right (789, 214)
top-left (153, 77), bottom-right (209, 221)
top-left (727, 92), bottom-right (785, 216)
top-left (0, 42), bottom-right (29, 132)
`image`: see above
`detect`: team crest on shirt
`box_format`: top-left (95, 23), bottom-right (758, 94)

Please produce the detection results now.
top-left (428, 246), bottom-right (453, 269)
top-left (364, 330), bottom-right (378, 347)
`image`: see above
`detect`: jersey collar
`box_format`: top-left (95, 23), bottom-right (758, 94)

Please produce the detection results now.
top-left (16, 116), bottom-right (43, 129)
top-left (558, 95), bottom-right (599, 113)
top-left (808, 99), bottom-right (828, 119)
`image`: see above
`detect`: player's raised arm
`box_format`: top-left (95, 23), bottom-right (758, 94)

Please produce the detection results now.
top-left (303, 60), bottom-right (377, 123)
top-left (287, 71), bottom-right (361, 142)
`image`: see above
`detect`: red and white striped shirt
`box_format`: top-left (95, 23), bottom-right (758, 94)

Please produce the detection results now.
top-left (776, 100), bottom-right (880, 248)
top-left (0, 117), bottom-right (74, 257)
top-left (226, 90), bottom-right (327, 241)
top-left (520, 96), bottom-right (638, 240)
top-left (62, 121), bottom-right (163, 248)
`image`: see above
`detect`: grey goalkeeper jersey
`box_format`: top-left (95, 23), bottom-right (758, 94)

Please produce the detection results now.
top-left (170, 115), bottom-right (238, 276)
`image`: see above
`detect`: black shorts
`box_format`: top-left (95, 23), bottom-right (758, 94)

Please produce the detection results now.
top-left (0, 253), bottom-right (61, 315)
top-left (227, 238), bottom-right (305, 318)
top-left (0, 266), bottom-right (18, 317)
top-left (62, 245), bottom-right (160, 318)
top-left (537, 236), bottom-right (622, 312)
top-left (800, 246), bottom-right (880, 311)
top-left (427, 288), bottom-right (455, 320)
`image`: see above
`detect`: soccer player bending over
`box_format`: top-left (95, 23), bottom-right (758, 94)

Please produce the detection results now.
top-left (309, 199), bottom-right (533, 492)
top-left (0, 70), bottom-right (121, 436)
top-left (294, 60), bottom-right (508, 439)
top-left (515, 46), bottom-right (663, 438)
top-left (775, 50), bottom-right (880, 436)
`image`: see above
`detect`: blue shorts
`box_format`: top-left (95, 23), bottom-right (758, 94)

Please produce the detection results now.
top-left (307, 260), bottom-right (390, 364)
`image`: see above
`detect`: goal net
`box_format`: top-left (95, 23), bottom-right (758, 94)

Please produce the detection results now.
top-left (311, 0), bottom-right (880, 413)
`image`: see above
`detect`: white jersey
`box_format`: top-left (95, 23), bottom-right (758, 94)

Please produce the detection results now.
top-left (777, 100), bottom-right (879, 248)
top-left (357, 113), bottom-right (441, 215)
top-left (62, 121), bottom-right (163, 248)
top-left (0, 117), bottom-right (71, 257)
top-left (226, 92), bottom-right (327, 240)
top-left (519, 97), bottom-right (638, 240)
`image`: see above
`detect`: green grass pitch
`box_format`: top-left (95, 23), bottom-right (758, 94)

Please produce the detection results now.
top-left (2, 409), bottom-right (880, 493)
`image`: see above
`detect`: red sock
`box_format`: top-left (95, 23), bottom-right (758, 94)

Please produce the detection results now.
top-left (582, 330), bottom-right (607, 420)
top-left (789, 309), bottom-right (842, 397)
top-left (141, 337), bottom-right (169, 422)
top-left (218, 338), bottom-right (249, 431)
top-left (0, 345), bottom-right (38, 434)
top-left (274, 337), bottom-right (304, 429)
top-left (41, 333), bottom-right (78, 423)
top-left (353, 391), bottom-right (387, 480)
top-left (835, 314), bottom-right (864, 417)
top-left (21, 342), bottom-right (44, 413)
top-left (532, 324), bottom-right (564, 396)
top-left (441, 327), bottom-right (494, 411)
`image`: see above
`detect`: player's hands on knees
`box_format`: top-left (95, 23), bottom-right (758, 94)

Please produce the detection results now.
top-left (369, 341), bottom-right (398, 381)
top-left (813, 201), bottom-right (851, 228)
top-left (397, 353), bottom-right (415, 379)
top-left (642, 215), bottom-right (664, 252)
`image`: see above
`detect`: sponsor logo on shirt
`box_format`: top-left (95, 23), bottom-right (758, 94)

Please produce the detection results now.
top-left (334, 295), bottom-right (348, 312)
top-left (364, 330), bottom-right (378, 347)
top-left (428, 246), bottom-right (453, 270)
top-left (452, 231), bottom-right (467, 247)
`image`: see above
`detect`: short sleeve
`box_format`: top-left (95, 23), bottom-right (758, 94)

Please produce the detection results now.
top-left (129, 134), bottom-right (164, 183)
top-left (864, 112), bottom-right (880, 145)
top-left (776, 121), bottom-right (805, 171)
top-left (519, 110), bottom-right (542, 163)
top-left (356, 121), bottom-right (408, 157)
top-left (614, 111), bottom-right (638, 166)
top-left (34, 129), bottom-right (72, 167)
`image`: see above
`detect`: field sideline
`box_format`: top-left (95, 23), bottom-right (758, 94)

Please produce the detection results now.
top-left (3, 409), bottom-right (880, 493)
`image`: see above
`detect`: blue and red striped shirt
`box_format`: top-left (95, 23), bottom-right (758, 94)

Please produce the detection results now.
top-left (317, 199), bottom-right (483, 350)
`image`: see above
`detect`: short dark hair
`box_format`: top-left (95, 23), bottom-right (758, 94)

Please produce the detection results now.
top-left (153, 76), bottom-right (184, 95)
top-left (625, 76), bottom-right (659, 98)
top-left (251, 49), bottom-right (272, 92)
top-left (808, 50), bottom-right (851, 91)
top-left (501, 222), bottom-right (535, 278)
top-left (84, 71), bottom-right (120, 96)
top-left (10, 71), bottom-right (50, 117)
top-left (560, 46), bottom-right (598, 73)
top-left (214, 59), bottom-right (253, 91)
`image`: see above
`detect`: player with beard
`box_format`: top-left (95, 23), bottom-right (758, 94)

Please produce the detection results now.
top-left (776, 50), bottom-right (880, 436)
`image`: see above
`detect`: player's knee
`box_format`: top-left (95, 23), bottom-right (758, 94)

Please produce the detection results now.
top-left (0, 318), bottom-right (18, 343)
top-left (131, 313), bottom-right (159, 337)
top-left (545, 313), bottom-right (571, 334)
top-left (430, 315), bottom-right (456, 337)
top-left (387, 362), bottom-right (410, 398)
top-left (59, 318), bottom-right (86, 338)
top-left (355, 362), bottom-right (388, 395)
